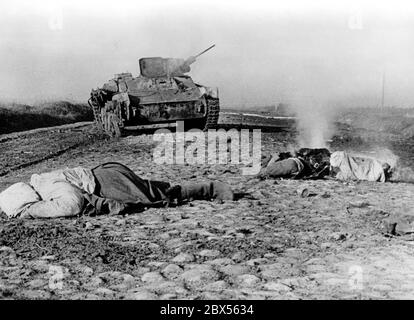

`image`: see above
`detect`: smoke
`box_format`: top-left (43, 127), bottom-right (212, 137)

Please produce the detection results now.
top-left (365, 148), bottom-right (414, 183)
top-left (289, 98), bottom-right (336, 149)
top-left (392, 166), bottom-right (414, 183)
top-left (350, 148), bottom-right (399, 169)
top-left (368, 148), bottom-right (399, 169)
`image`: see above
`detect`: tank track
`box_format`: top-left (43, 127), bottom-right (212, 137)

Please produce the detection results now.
top-left (89, 98), bottom-right (122, 137)
top-left (92, 105), bottom-right (102, 126)
top-left (88, 98), bottom-right (103, 128)
top-left (204, 97), bottom-right (220, 130)
top-left (90, 96), bottom-right (219, 133)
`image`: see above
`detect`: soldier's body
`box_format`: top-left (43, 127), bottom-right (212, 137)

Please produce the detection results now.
top-left (0, 162), bottom-right (234, 219)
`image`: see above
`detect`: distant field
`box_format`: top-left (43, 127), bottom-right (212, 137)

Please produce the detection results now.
top-left (2, 102), bottom-right (413, 138)
top-left (337, 107), bottom-right (414, 138)
top-left (0, 101), bottom-right (93, 135)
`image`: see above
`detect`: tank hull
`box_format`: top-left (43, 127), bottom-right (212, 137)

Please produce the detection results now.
top-left (89, 74), bottom-right (219, 136)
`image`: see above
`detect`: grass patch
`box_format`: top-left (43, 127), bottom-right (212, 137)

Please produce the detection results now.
top-left (0, 101), bottom-right (93, 135)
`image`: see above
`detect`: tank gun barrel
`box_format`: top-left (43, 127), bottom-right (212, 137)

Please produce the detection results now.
top-left (195, 44), bottom-right (216, 58)
top-left (185, 44), bottom-right (216, 65)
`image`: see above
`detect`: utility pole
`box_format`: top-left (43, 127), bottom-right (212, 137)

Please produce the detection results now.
top-left (381, 69), bottom-right (385, 108)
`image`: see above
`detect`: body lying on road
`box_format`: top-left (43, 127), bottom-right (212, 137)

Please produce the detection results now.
top-left (0, 162), bottom-right (234, 219)
top-left (260, 148), bottom-right (392, 182)
top-left (259, 148), bottom-right (331, 180)
top-left (330, 151), bottom-right (392, 183)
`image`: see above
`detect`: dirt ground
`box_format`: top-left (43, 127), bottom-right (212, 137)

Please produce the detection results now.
top-left (1, 114), bottom-right (414, 300)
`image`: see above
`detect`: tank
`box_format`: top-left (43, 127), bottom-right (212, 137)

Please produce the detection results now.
top-left (88, 45), bottom-right (219, 137)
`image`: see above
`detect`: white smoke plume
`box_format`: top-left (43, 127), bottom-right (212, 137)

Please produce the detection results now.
top-left (289, 98), bottom-right (336, 149)
top-left (351, 147), bottom-right (399, 169)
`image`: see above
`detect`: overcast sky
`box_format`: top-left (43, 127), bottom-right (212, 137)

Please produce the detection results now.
top-left (1, 0), bottom-right (414, 108)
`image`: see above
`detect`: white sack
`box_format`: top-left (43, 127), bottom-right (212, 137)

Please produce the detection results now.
top-left (330, 151), bottom-right (386, 182)
top-left (0, 182), bottom-right (41, 218)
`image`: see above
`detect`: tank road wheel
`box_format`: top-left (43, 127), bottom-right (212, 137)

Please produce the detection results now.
top-left (183, 98), bottom-right (219, 131)
top-left (203, 97), bottom-right (220, 131)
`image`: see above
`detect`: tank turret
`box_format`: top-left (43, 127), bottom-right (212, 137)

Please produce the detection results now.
top-left (139, 44), bottom-right (215, 78)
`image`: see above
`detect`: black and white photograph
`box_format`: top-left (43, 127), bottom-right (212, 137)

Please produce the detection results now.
top-left (1, 0), bottom-right (414, 305)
